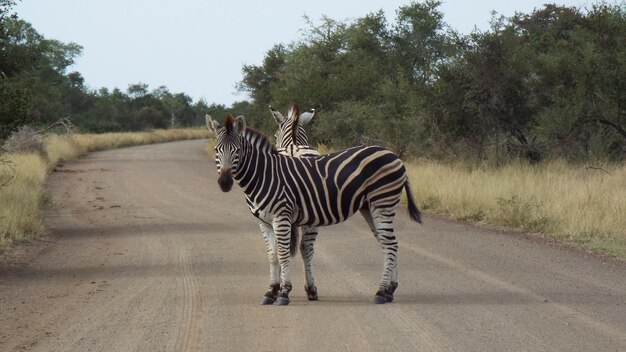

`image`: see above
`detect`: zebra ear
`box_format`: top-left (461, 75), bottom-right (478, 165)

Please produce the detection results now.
top-left (269, 105), bottom-right (285, 125)
top-left (206, 114), bottom-right (221, 135)
top-left (234, 115), bottom-right (246, 134)
top-left (299, 108), bottom-right (315, 125)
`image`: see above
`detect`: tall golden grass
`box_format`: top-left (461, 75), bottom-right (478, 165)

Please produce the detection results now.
top-left (0, 128), bottom-right (208, 253)
top-left (0, 154), bottom-right (48, 250)
top-left (48, 129), bottom-right (208, 166)
top-left (405, 160), bottom-right (626, 257)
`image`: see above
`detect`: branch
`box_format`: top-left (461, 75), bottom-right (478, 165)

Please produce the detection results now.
top-left (35, 117), bottom-right (75, 135)
top-left (0, 159), bottom-right (16, 189)
top-left (585, 165), bottom-right (611, 176)
top-left (583, 116), bottom-right (626, 140)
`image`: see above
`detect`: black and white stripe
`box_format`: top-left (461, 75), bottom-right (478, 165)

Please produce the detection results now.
top-left (207, 113), bottom-right (422, 305)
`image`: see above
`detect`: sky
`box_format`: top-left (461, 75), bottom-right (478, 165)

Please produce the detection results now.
top-left (14, 0), bottom-right (589, 106)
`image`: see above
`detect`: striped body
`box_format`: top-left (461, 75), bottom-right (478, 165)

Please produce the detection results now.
top-left (207, 113), bottom-right (421, 305)
top-left (242, 144), bottom-right (408, 227)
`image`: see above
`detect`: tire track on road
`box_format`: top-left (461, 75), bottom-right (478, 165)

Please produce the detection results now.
top-left (175, 247), bottom-right (204, 352)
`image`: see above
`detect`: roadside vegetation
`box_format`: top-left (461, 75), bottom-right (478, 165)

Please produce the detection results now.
top-left (235, 2), bottom-right (625, 164)
top-left (405, 159), bottom-right (626, 257)
top-left (0, 128), bottom-right (207, 253)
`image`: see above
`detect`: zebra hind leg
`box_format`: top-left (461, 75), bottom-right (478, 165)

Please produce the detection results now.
top-left (300, 225), bottom-right (319, 300)
top-left (361, 207), bottom-right (398, 304)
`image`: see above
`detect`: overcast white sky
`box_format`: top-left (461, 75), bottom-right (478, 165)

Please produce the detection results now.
top-left (15, 0), bottom-right (588, 106)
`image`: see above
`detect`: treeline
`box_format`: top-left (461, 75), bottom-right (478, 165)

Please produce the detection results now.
top-left (0, 0), bottom-right (227, 140)
top-left (237, 1), bottom-right (625, 162)
top-left (2, 1), bottom-right (625, 162)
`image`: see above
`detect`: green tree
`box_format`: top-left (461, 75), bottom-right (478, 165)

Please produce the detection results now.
top-left (514, 4), bottom-right (626, 160)
top-left (124, 83), bottom-right (168, 130)
top-left (239, 44), bottom-right (286, 106)
top-left (0, 16), bottom-right (84, 136)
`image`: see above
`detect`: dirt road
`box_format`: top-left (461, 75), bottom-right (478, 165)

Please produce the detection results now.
top-left (1, 139), bottom-right (624, 351)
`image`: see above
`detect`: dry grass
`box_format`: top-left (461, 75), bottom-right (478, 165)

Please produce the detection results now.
top-left (72, 129), bottom-right (208, 153)
top-left (406, 160), bottom-right (626, 257)
top-left (0, 153), bottom-right (48, 250)
top-left (314, 143), bottom-right (334, 155)
top-left (0, 128), bottom-right (208, 253)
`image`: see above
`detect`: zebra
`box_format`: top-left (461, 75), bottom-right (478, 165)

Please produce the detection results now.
top-left (206, 113), bottom-right (422, 306)
top-left (269, 104), bottom-right (318, 157)
top-left (268, 105), bottom-right (321, 302)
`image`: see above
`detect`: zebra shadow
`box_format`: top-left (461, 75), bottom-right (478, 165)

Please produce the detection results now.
top-left (391, 292), bottom-right (544, 306)
top-left (286, 291), bottom-right (551, 306)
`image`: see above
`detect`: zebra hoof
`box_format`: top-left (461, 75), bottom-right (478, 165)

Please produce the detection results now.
top-left (260, 296), bottom-right (276, 305)
top-left (385, 293), bottom-right (394, 303)
top-left (305, 285), bottom-right (318, 301)
top-left (385, 283), bottom-right (397, 302)
top-left (389, 282), bottom-right (398, 294)
top-left (275, 296), bottom-right (290, 306)
top-left (373, 294), bottom-right (387, 304)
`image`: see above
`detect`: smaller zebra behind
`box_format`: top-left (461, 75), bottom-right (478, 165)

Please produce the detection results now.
top-left (206, 113), bottom-right (422, 305)
top-left (269, 104), bottom-right (318, 157)
top-left (268, 104), bottom-right (320, 301)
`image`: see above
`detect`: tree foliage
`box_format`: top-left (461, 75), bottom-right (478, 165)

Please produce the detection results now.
top-left (2, 1), bottom-right (624, 162)
top-left (239, 1), bottom-right (625, 162)
top-left (0, 5), bottom-right (216, 140)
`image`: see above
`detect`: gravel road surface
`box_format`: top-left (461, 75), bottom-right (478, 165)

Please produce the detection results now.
top-left (1, 139), bottom-right (624, 351)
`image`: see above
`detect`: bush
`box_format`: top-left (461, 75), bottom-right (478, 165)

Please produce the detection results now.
top-left (3, 126), bottom-right (47, 158)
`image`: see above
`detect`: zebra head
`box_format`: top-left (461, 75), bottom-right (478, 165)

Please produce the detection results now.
top-left (269, 104), bottom-right (315, 149)
top-left (206, 113), bottom-right (246, 192)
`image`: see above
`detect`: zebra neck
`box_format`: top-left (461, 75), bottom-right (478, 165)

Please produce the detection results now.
top-left (232, 129), bottom-right (277, 195)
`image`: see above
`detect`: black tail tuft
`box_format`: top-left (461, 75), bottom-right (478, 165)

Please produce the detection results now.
top-left (290, 224), bottom-right (299, 257)
top-left (405, 181), bottom-right (422, 224)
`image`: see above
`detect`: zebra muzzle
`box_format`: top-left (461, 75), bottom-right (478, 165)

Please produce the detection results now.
top-left (218, 168), bottom-right (234, 192)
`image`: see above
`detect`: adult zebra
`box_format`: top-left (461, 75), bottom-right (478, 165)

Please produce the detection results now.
top-left (206, 113), bottom-right (422, 305)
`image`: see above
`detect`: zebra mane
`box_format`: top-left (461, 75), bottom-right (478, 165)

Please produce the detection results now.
top-left (224, 113), bottom-right (235, 134)
top-left (242, 127), bottom-right (277, 154)
top-left (287, 104), bottom-right (300, 145)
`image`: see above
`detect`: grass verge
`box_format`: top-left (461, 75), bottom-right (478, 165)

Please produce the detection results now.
top-left (0, 128), bottom-right (208, 253)
top-left (405, 160), bottom-right (626, 258)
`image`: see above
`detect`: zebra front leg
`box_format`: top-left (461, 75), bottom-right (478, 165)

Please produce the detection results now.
top-left (273, 216), bottom-right (293, 306)
top-left (259, 222), bottom-right (280, 305)
top-left (300, 225), bottom-right (319, 300)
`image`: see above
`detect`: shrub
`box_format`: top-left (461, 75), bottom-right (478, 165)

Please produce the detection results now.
top-left (3, 126), bottom-right (47, 158)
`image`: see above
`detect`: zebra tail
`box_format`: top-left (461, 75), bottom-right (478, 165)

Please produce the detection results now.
top-left (404, 181), bottom-right (423, 224)
top-left (290, 224), bottom-right (300, 257)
